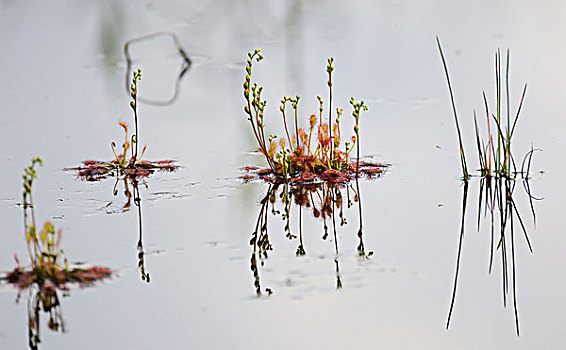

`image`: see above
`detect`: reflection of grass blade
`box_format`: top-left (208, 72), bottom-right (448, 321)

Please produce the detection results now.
top-left (495, 179), bottom-right (509, 305)
top-left (447, 181), bottom-right (469, 329)
top-left (521, 147), bottom-right (543, 227)
top-left (487, 178), bottom-right (495, 273)
top-left (436, 36), bottom-right (469, 179)
top-left (510, 198), bottom-right (533, 253)
top-left (509, 204), bottom-right (520, 336)
top-left (477, 176), bottom-right (484, 232)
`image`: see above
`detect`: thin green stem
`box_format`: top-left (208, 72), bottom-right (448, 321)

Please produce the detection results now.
top-left (436, 36), bottom-right (469, 179)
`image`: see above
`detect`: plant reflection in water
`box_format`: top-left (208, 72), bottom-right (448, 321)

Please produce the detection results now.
top-left (112, 176), bottom-right (151, 283)
top-left (124, 32), bottom-right (192, 106)
top-left (447, 149), bottom-right (542, 336)
top-left (248, 174), bottom-right (380, 296)
top-left (3, 158), bottom-right (112, 349)
top-left (25, 285), bottom-right (64, 350)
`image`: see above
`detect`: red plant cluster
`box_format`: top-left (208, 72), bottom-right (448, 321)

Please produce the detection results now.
top-left (67, 159), bottom-right (178, 181)
top-left (5, 265), bottom-right (113, 290)
top-left (241, 160), bottom-right (388, 185)
top-left (243, 50), bottom-right (388, 188)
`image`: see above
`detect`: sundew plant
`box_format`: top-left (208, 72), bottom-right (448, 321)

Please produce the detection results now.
top-left (6, 158), bottom-right (112, 290)
top-left (242, 49), bottom-right (388, 296)
top-left (3, 158), bottom-right (112, 348)
top-left (242, 49), bottom-right (387, 184)
top-left (69, 69), bottom-right (178, 181)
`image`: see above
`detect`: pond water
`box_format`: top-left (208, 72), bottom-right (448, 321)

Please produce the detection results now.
top-left (1, 1), bottom-right (566, 349)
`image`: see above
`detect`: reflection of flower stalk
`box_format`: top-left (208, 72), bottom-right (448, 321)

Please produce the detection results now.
top-left (249, 180), bottom-right (371, 295)
top-left (120, 177), bottom-right (150, 283)
top-left (349, 98), bottom-right (368, 256)
top-left (28, 286), bottom-right (65, 350)
top-left (331, 186), bottom-right (342, 289)
top-left (249, 185), bottom-right (274, 295)
top-left (296, 205), bottom-right (306, 256)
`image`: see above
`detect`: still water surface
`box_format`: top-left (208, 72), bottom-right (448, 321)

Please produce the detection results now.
top-left (1, 1), bottom-right (566, 349)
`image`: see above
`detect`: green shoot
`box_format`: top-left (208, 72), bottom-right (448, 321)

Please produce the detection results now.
top-left (436, 36), bottom-right (469, 180)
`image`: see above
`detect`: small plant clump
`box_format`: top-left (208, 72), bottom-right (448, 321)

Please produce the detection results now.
top-left (437, 37), bottom-right (541, 337)
top-left (242, 49), bottom-right (388, 184)
top-left (4, 158), bottom-right (112, 291)
top-left (68, 68), bottom-right (178, 181)
top-left (437, 37), bottom-right (530, 180)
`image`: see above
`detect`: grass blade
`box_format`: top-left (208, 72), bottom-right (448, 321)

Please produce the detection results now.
top-left (436, 36), bottom-right (469, 179)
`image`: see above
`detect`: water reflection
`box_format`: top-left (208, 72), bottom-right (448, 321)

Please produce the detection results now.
top-left (249, 176), bottom-right (373, 295)
top-left (447, 155), bottom-right (541, 336)
top-left (26, 285), bottom-right (64, 350)
top-left (112, 176), bottom-right (150, 283)
top-left (124, 32), bottom-right (192, 106)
